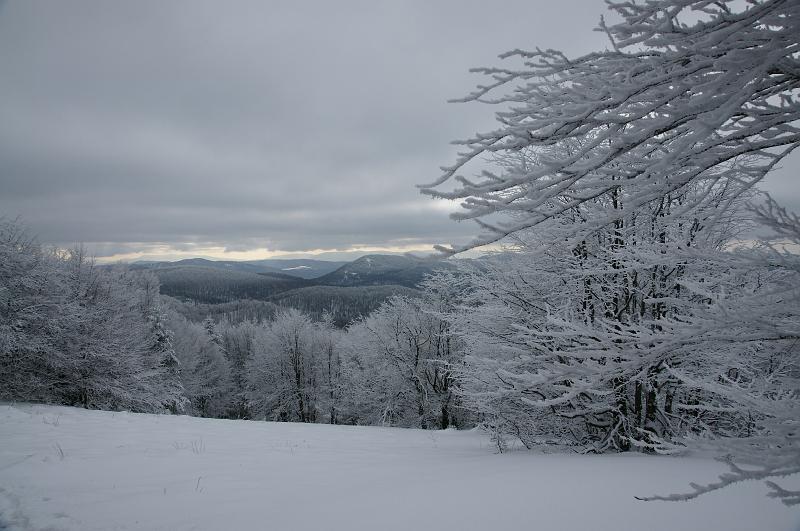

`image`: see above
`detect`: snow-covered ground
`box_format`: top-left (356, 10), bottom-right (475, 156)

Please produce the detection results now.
top-left (0, 404), bottom-right (797, 531)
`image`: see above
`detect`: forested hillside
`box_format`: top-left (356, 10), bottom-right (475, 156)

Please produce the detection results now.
top-left (316, 254), bottom-right (455, 288)
top-left (132, 253), bottom-right (448, 326)
top-left (148, 266), bottom-right (309, 303)
top-left (160, 296), bottom-right (280, 324)
top-left (267, 284), bottom-right (419, 326)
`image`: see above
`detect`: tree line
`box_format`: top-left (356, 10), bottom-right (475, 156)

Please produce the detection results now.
top-left (1, 221), bottom-right (468, 431)
top-left (163, 277), bottom-right (467, 429)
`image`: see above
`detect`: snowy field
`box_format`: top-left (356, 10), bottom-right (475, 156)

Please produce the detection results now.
top-left (0, 405), bottom-right (797, 531)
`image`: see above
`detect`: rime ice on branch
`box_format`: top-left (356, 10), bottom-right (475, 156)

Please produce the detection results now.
top-left (421, 0), bottom-right (800, 253)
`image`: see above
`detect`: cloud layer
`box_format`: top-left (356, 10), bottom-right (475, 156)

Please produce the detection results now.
top-left (0, 1), bottom-right (796, 260)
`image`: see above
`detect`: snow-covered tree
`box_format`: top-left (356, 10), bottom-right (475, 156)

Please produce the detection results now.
top-left (248, 309), bottom-right (321, 422)
top-left (0, 219), bottom-right (64, 402)
top-left (143, 310), bottom-right (187, 413)
top-left (219, 320), bottom-right (258, 419)
top-left (423, 0), bottom-right (800, 503)
top-left (0, 219), bottom-right (186, 412)
top-left (345, 293), bottom-right (464, 429)
top-left (54, 252), bottom-right (187, 412)
top-left (317, 312), bottom-right (344, 424)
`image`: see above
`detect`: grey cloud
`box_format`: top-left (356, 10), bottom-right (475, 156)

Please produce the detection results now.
top-left (3, 0), bottom-right (793, 259)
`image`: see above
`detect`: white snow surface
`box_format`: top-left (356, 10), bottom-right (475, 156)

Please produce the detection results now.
top-left (0, 405), bottom-right (797, 531)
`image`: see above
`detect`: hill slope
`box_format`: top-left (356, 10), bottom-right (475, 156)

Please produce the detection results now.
top-left (0, 405), bottom-right (792, 531)
top-left (145, 265), bottom-right (309, 303)
top-left (247, 258), bottom-right (347, 279)
top-left (317, 254), bottom-right (454, 288)
top-left (269, 284), bottom-right (419, 326)
top-left (126, 255), bottom-right (454, 321)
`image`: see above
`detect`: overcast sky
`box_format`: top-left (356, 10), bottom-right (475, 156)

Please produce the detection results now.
top-left (1, 1), bottom-right (797, 262)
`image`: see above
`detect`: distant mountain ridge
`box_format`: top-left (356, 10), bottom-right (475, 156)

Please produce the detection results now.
top-left (130, 257), bottom-right (346, 279)
top-left (128, 254), bottom-right (455, 325)
top-left (317, 254), bottom-right (454, 288)
top-left (131, 254), bottom-right (453, 289)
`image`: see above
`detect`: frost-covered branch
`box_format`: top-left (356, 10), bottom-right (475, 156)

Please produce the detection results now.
top-left (422, 0), bottom-right (800, 254)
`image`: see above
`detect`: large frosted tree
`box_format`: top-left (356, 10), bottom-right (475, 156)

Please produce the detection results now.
top-left (423, 0), bottom-right (800, 505)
